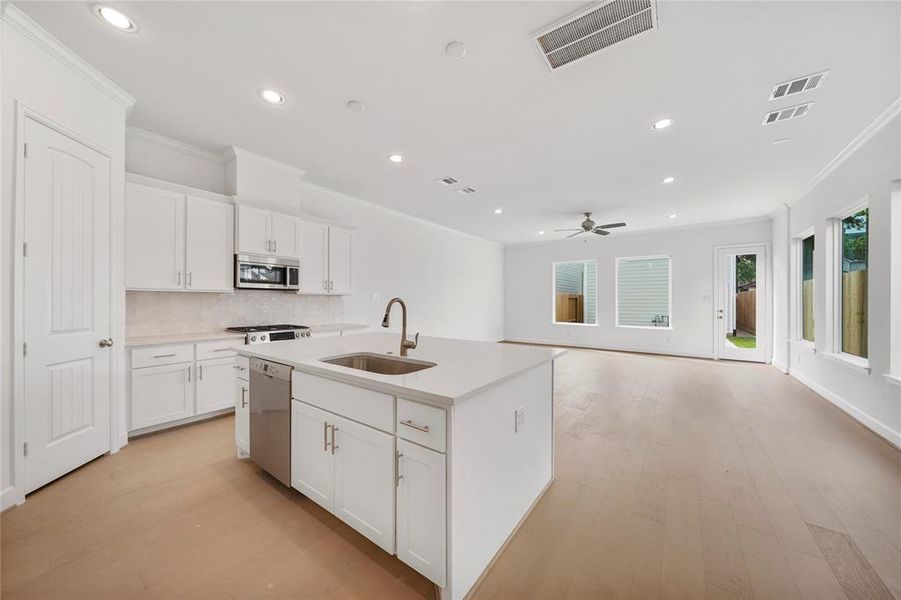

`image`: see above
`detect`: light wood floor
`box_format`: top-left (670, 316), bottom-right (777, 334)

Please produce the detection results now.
top-left (2, 348), bottom-right (900, 599)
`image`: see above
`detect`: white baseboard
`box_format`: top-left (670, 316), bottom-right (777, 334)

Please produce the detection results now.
top-left (790, 369), bottom-right (901, 449)
top-left (503, 337), bottom-right (715, 361)
top-left (773, 360), bottom-right (788, 374)
top-left (1, 486), bottom-right (21, 512)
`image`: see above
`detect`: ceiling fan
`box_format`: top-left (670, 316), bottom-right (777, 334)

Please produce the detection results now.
top-left (555, 212), bottom-right (626, 238)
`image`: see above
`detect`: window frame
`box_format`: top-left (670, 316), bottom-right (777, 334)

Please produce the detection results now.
top-left (791, 227), bottom-right (816, 349)
top-left (614, 254), bottom-right (673, 330)
top-left (551, 259), bottom-right (598, 327)
top-left (827, 197), bottom-right (870, 371)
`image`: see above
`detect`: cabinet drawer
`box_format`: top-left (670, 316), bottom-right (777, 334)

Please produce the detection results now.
top-left (396, 398), bottom-right (446, 453)
top-left (293, 372), bottom-right (394, 433)
top-left (196, 339), bottom-right (240, 360)
top-left (131, 343), bottom-right (193, 369)
top-left (234, 355), bottom-right (250, 381)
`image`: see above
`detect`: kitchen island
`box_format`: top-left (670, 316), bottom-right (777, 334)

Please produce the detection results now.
top-left (234, 333), bottom-right (565, 600)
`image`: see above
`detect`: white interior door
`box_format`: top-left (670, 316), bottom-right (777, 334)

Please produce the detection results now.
top-left (715, 245), bottom-right (767, 362)
top-left (22, 118), bottom-right (112, 494)
top-left (185, 195), bottom-right (233, 291)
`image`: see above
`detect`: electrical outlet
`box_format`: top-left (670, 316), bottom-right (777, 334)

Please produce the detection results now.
top-left (515, 406), bottom-right (526, 433)
top-left (370, 292), bottom-right (381, 301)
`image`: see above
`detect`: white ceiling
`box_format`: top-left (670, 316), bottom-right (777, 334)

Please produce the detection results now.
top-left (15, 1), bottom-right (901, 244)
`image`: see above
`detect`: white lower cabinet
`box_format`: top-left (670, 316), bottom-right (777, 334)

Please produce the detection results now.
top-left (333, 414), bottom-right (396, 553)
top-left (130, 362), bottom-right (193, 430)
top-left (292, 401), bottom-right (335, 511)
top-left (235, 378), bottom-right (249, 455)
top-left (196, 357), bottom-right (236, 414)
top-left (396, 438), bottom-right (447, 586)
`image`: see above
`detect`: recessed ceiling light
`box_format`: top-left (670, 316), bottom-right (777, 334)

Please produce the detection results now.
top-left (346, 100), bottom-right (365, 112)
top-left (652, 118), bottom-right (675, 130)
top-left (668, 213), bottom-right (678, 219)
top-left (259, 89), bottom-right (285, 105)
top-left (773, 138), bottom-right (791, 145)
top-left (388, 154), bottom-right (404, 163)
top-left (538, 230), bottom-right (545, 235)
top-left (93, 5), bottom-right (137, 32)
top-left (662, 176), bottom-right (676, 184)
top-left (445, 41), bottom-right (467, 59)
top-left (494, 208), bottom-right (503, 215)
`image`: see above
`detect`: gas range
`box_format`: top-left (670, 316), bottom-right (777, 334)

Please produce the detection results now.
top-left (226, 324), bottom-right (311, 344)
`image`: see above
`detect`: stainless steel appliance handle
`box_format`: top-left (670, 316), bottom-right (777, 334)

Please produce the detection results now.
top-left (400, 419), bottom-right (430, 433)
top-left (330, 425), bottom-right (338, 454)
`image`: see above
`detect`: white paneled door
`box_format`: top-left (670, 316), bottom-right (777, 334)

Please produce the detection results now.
top-left (22, 118), bottom-right (113, 494)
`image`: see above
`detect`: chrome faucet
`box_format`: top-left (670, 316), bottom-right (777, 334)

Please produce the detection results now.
top-left (382, 297), bottom-right (419, 357)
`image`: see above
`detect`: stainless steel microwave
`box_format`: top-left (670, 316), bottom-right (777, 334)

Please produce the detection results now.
top-left (235, 254), bottom-right (299, 290)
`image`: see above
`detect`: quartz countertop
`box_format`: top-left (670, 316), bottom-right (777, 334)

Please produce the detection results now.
top-left (125, 331), bottom-right (246, 348)
top-left (234, 332), bottom-right (566, 406)
top-left (308, 323), bottom-right (368, 334)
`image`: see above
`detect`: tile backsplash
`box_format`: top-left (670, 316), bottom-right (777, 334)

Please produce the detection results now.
top-left (126, 291), bottom-right (346, 337)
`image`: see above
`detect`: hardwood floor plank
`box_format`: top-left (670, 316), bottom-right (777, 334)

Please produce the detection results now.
top-left (808, 524), bottom-right (895, 600)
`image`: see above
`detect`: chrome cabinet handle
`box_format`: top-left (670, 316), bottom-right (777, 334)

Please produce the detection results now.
top-left (329, 280), bottom-right (334, 292)
top-left (396, 451), bottom-right (403, 486)
top-left (186, 366), bottom-right (191, 382)
top-left (323, 422), bottom-right (330, 452)
top-left (323, 280), bottom-right (328, 291)
top-left (273, 240), bottom-right (278, 253)
top-left (177, 271), bottom-right (181, 285)
top-left (153, 353), bottom-right (176, 358)
top-left (214, 348), bottom-right (233, 353)
top-left (240, 387), bottom-right (247, 408)
top-left (199, 364), bottom-right (203, 381)
top-left (400, 419), bottom-right (430, 433)
top-left (188, 272), bottom-right (193, 287)
top-left (330, 426), bottom-right (338, 455)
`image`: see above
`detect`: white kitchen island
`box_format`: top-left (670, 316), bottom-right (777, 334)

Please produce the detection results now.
top-left (235, 332), bottom-right (565, 600)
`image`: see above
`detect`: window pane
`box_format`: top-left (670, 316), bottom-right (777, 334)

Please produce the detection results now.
top-left (617, 257), bottom-right (671, 327)
top-left (841, 209), bottom-right (868, 358)
top-left (802, 235), bottom-right (814, 342)
top-left (554, 261), bottom-right (596, 324)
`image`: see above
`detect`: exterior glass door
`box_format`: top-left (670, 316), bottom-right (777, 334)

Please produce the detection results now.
top-left (716, 245), bottom-right (767, 362)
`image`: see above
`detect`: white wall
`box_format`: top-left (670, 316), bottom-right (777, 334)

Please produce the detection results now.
top-left (126, 127), bottom-right (227, 194)
top-left (779, 115), bottom-right (901, 447)
top-left (124, 133), bottom-right (505, 343)
top-left (1, 10), bottom-right (131, 507)
top-left (771, 206), bottom-right (790, 372)
top-left (504, 219), bottom-right (772, 359)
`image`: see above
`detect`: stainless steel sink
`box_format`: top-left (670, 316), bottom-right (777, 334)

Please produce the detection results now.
top-left (320, 352), bottom-right (436, 375)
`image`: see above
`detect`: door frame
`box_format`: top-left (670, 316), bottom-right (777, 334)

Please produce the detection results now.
top-left (712, 242), bottom-right (771, 363)
top-left (11, 102), bottom-right (123, 505)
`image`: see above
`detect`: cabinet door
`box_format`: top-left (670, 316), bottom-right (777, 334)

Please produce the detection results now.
top-left (396, 439), bottom-right (446, 586)
top-left (235, 377), bottom-right (249, 455)
top-left (130, 362), bottom-right (193, 430)
top-left (333, 415), bottom-right (396, 553)
top-left (236, 205), bottom-right (271, 255)
top-left (125, 184), bottom-right (185, 290)
top-left (292, 401), bottom-right (335, 512)
top-left (195, 357), bottom-right (236, 415)
top-left (328, 227), bottom-right (353, 295)
top-left (185, 196), bottom-right (234, 292)
top-left (270, 213), bottom-right (299, 258)
top-left (298, 221), bottom-right (328, 294)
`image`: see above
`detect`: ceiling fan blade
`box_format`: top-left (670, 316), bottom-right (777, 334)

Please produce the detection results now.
top-left (592, 229), bottom-right (610, 236)
top-left (566, 231), bottom-right (585, 238)
top-left (595, 222), bottom-right (626, 229)
top-left (554, 228), bottom-right (582, 232)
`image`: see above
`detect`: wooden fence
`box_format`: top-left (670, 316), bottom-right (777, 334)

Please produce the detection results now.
top-left (555, 293), bottom-right (584, 323)
top-left (842, 270), bottom-right (867, 358)
top-left (802, 280), bottom-right (814, 341)
top-left (735, 289), bottom-right (756, 335)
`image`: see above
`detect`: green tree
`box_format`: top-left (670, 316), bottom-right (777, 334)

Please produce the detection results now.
top-left (736, 255), bottom-right (756, 287)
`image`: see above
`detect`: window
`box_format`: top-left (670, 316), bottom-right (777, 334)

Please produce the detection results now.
top-left (801, 235), bottom-right (815, 342)
top-left (553, 260), bottom-right (597, 325)
top-left (616, 256), bottom-right (671, 328)
top-left (837, 207), bottom-right (868, 359)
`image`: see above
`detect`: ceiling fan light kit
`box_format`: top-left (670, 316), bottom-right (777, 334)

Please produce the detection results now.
top-left (554, 212), bottom-right (626, 238)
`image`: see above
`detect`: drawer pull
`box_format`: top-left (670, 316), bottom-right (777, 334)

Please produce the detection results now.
top-left (213, 348), bottom-right (233, 353)
top-left (400, 419), bottom-right (430, 433)
top-left (153, 353), bottom-right (177, 359)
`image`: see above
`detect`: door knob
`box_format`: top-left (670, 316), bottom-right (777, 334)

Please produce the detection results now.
top-left (99, 338), bottom-right (114, 347)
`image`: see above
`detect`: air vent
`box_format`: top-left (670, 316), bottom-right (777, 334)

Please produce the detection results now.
top-left (770, 70), bottom-right (829, 100)
top-left (763, 102), bottom-right (813, 126)
top-left (534, 0), bottom-right (658, 71)
top-left (437, 176), bottom-right (459, 186)
top-left (457, 187), bottom-right (477, 195)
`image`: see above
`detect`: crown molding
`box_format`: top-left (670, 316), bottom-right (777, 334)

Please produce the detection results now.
top-left (2, 3), bottom-right (137, 112)
top-left (792, 95), bottom-right (901, 205)
top-left (221, 146), bottom-right (308, 178)
top-left (126, 126), bottom-right (226, 164)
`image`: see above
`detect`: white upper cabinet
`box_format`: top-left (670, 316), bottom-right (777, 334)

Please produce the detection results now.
top-left (298, 222), bottom-right (353, 295)
top-left (125, 184), bottom-right (185, 290)
top-left (125, 181), bottom-right (234, 293)
top-left (185, 196), bottom-right (234, 292)
top-left (236, 205), bottom-right (299, 258)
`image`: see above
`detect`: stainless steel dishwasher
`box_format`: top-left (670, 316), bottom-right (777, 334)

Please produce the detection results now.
top-left (249, 358), bottom-right (293, 486)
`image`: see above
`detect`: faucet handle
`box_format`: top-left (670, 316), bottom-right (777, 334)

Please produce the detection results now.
top-left (404, 332), bottom-right (419, 350)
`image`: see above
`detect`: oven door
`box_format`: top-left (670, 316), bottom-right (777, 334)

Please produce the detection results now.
top-left (235, 255), bottom-right (299, 289)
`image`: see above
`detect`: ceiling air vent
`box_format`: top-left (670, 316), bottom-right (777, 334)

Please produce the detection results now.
top-left (763, 102), bottom-right (813, 126)
top-left (770, 70), bottom-right (829, 101)
top-left (437, 176), bottom-right (459, 186)
top-left (456, 187), bottom-right (477, 195)
top-left (534, 0), bottom-right (658, 71)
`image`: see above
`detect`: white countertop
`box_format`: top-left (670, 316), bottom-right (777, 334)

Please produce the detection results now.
top-left (125, 331), bottom-right (246, 348)
top-left (308, 322), bottom-right (369, 334)
top-left (234, 332), bottom-right (566, 406)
